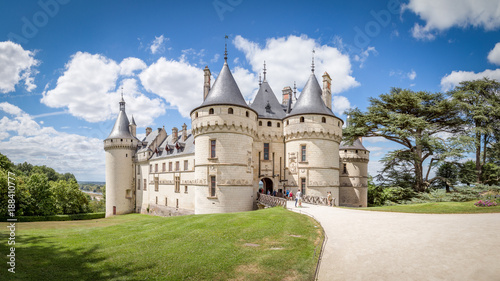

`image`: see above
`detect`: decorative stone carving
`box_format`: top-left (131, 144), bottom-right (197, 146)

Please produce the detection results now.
top-left (288, 152), bottom-right (297, 174)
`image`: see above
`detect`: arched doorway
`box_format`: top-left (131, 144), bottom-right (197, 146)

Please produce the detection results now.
top-left (260, 178), bottom-right (273, 195)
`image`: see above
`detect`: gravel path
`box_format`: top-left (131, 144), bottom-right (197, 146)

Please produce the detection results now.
top-left (287, 201), bottom-right (500, 281)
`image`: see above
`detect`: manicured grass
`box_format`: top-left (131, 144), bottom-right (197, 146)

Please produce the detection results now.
top-left (0, 208), bottom-right (322, 281)
top-left (359, 201), bottom-right (500, 214)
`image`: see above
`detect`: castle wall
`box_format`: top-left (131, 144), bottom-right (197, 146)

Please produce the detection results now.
top-left (339, 148), bottom-right (369, 207)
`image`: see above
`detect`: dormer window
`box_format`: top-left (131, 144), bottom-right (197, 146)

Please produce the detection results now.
top-left (300, 117), bottom-right (304, 123)
top-left (246, 111), bottom-right (249, 117)
top-left (228, 108), bottom-right (233, 114)
top-left (267, 121), bottom-right (272, 127)
top-left (322, 117), bottom-right (326, 123)
top-left (209, 108), bottom-right (214, 114)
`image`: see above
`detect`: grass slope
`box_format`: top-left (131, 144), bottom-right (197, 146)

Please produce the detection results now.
top-left (361, 201), bottom-right (500, 214)
top-left (1, 208), bottom-right (322, 281)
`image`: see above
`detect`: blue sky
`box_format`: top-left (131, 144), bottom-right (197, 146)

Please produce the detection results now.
top-left (1, 0), bottom-right (500, 181)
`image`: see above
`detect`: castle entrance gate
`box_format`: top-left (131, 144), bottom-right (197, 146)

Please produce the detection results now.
top-left (260, 177), bottom-right (273, 195)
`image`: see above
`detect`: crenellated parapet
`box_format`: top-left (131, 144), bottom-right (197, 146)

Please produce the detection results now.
top-left (103, 138), bottom-right (138, 151)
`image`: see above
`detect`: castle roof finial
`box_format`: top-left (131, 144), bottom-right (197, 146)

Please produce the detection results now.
top-left (263, 61), bottom-right (267, 82)
top-left (224, 35), bottom-right (228, 64)
top-left (311, 49), bottom-right (315, 74)
top-left (293, 81), bottom-right (297, 99)
top-left (259, 73), bottom-right (262, 86)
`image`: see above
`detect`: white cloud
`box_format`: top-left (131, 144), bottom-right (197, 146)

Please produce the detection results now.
top-left (407, 69), bottom-right (417, 80)
top-left (353, 46), bottom-right (377, 68)
top-left (0, 102), bottom-right (104, 180)
top-left (404, 0), bottom-right (500, 40)
top-left (150, 35), bottom-right (167, 54)
top-left (332, 96), bottom-right (351, 116)
top-left (41, 52), bottom-right (165, 125)
top-left (487, 43), bottom-right (500, 65)
top-left (119, 57), bottom-right (147, 76)
top-left (440, 69), bottom-right (500, 91)
top-left (0, 41), bottom-right (40, 93)
top-left (234, 34), bottom-right (359, 101)
top-left (232, 66), bottom-right (258, 102)
top-left (139, 57), bottom-right (203, 118)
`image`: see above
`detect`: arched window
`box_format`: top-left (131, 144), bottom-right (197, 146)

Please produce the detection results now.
top-left (267, 121), bottom-right (272, 127)
top-left (228, 108), bottom-right (233, 114)
top-left (259, 121), bottom-right (262, 126)
top-left (321, 117), bottom-right (326, 123)
top-left (277, 122), bottom-right (280, 127)
top-left (338, 121), bottom-right (340, 126)
top-left (286, 120), bottom-right (289, 125)
top-left (300, 116), bottom-right (304, 123)
top-left (195, 112), bottom-right (198, 118)
top-left (209, 108), bottom-right (214, 115)
top-left (246, 111), bottom-right (249, 117)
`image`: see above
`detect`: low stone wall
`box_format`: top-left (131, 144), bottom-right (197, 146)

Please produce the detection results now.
top-left (302, 195), bottom-right (331, 206)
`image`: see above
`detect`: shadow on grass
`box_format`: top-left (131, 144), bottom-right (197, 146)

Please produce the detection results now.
top-left (1, 235), bottom-right (146, 281)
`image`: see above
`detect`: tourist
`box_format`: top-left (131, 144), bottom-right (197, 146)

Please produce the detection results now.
top-left (327, 191), bottom-right (333, 207)
top-left (289, 191), bottom-right (293, 201)
top-left (296, 190), bottom-right (302, 207)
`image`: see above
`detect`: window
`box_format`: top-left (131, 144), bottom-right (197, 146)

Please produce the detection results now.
top-left (137, 179), bottom-right (140, 190)
top-left (184, 160), bottom-right (188, 171)
top-left (301, 178), bottom-right (306, 194)
top-left (300, 116), bottom-right (304, 123)
top-left (338, 121), bottom-right (340, 126)
top-left (175, 161), bottom-right (180, 171)
top-left (322, 117), bottom-right (326, 123)
top-left (143, 179), bottom-right (147, 191)
top-left (185, 185), bottom-right (188, 193)
top-left (165, 197), bottom-right (168, 206)
top-left (267, 121), bottom-right (272, 127)
top-left (176, 199), bottom-right (179, 209)
top-left (246, 111), bottom-right (249, 117)
top-left (228, 107), bottom-right (233, 114)
top-left (162, 162), bottom-right (166, 172)
top-left (126, 189), bottom-right (131, 198)
top-left (343, 163), bottom-right (347, 174)
top-left (355, 150), bottom-right (358, 153)
top-left (195, 112), bottom-right (198, 118)
top-left (301, 145), bottom-right (306, 162)
top-left (155, 164), bottom-right (158, 173)
top-left (156, 196), bottom-right (158, 204)
top-left (175, 176), bottom-right (180, 193)
top-left (209, 108), bottom-right (214, 114)
top-left (263, 143), bottom-right (270, 160)
top-left (210, 140), bottom-right (216, 158)
top-left (169, 162), bottom-right (172, 171)
top-left (259, 121), bottom-right (262, 126)
top-left (286, 120), bottom-right (289, 125)
top-left (277, 122), bottom-right (280, 127)
top-left (154, 178), bottom-right (159, 192)
top-left (210, 176), bottom-right (216, 197)
top-left (149, 164), bottom-right (152, 173)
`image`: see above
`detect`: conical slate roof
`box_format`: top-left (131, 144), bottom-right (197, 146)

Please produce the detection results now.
top-left (130, 115), bottom-right (136, 126)
top-left (288, 73), bottom-right (335, 117)
top-left (250, 81), bottom-right (286, 119)
top-left (193, 61), bottom-right (250, 111)
top-left (106, 100), bottom-right (134, 139)
top-left (340, 138), bottom-right (368, 151)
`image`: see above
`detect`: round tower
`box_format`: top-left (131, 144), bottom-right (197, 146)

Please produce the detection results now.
top-left (283, 69), bottom-right (343, 199)
top-left (103, 96), bottom-right (139, 217)
top-left (190, 51), bottom-right (258, 214)
top-left (339, 138), bottom-right (370, 207)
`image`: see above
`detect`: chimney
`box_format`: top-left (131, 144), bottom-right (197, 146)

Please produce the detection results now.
top-left (282, 86), bottom-right (292, 106)
top-left (322, 72), bottom-right (332, 110)
top-left (204, 66), bottom-right (211, 101)
top-left (172, 127), bottom-right (178, 141)
top-left (182, 123), bottom-right (188, 142)
top-left (146, 127), bottom-right (152, 136)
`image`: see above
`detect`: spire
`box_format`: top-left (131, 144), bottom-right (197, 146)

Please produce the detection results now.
top-left (288, 72), bottom-right (335, 117)
top-left (224, 35), bottom-right (228, 64)
top-left (293, 81), bottom-right (297, 100)
top-left (311, 49), bottom-right (315, 74)
top-left (263, 61), bottom-right (267, 82)
top-left (119, 87), bottom-right (125, 111)
top-left (106, 93), bottom-right (133, 139)
top-left (259, 73), bottom-right (262, 86)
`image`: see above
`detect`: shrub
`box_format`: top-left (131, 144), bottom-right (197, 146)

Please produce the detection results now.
top-left (2, 212), bottom-right (105, 222)
top-left (474, 200), bottom-right (498, 207)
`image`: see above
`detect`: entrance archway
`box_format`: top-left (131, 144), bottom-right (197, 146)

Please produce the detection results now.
top-left (260, 178), bottom-right (273, 195)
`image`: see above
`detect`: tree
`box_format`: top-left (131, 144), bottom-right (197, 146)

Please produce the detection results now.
top-left (344, 88), bottom-right (464, 192)
top-left (0, 153), bottom-right (13, 172)
top-left (449, 78), bottom-right (500, 182)
top-left (435, 162), bottom-right (458, 192)
top-left (25, 173), bottom-right (55, 216)
top-left (481, 163), bottom-right (500, 186)
top-left (459, 160), bottom-right (477, 186)
top-left (51, 180), bottom-right (90, 214)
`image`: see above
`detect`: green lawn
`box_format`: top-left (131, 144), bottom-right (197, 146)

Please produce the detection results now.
top-left (359, 201), bottom-right (500, 214)
top-left (0, 208), bottom-right (322, 281)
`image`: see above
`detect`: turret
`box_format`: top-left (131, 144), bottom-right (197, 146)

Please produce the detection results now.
top-left (103, 96), bottom-right (139, 217)
top-left (204, 66), bottom-right (211, 101)
top-left (339, 137), bottom-right (370, 207)
top-left (129, 115), bottom-right (137, 137)
top-left (322, 72), bottom-right (332, 110)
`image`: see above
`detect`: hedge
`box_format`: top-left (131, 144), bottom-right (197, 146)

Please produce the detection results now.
top-left (1, 212), bottom-right (105, 222)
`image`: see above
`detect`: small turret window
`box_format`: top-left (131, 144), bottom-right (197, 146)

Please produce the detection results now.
top-left (259, 121), bottom-right (262, 126)
top-left (343, 163), bottom-right (347, 174)
top-left (267, 121), bottom-right (272, 127)
top-left (355, 150), bottom-right (358, 153)
top-left (228, 108), bottom-right (233, 114)
top-left (246, 111), bottom-right (249, 117)
top-left (322, 117), bottom-right (326, 123)
top-left (277, 123), bottom-right (280, 127)
top-left (195, 112), bottom-right (198, 118)
top-left (300, 117), bottom-right (304, 123)
top-left (286, 120), bottom-right (289, 125)
top-left (209, 108), bottom-right (214, 114)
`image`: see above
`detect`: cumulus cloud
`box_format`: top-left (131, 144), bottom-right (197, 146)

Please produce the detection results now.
top-left (139, 58), bottom-right (204, 118)
top-left (404, 0), bottom-right (500, 40)
top-left (150, 35), bottom-right (167, 54)
top-left (232, 66), bottom-right (258, 102)
top-left (41, 52), bottom-right (165, 125)
top-left (353, 46), bottom-right (377, 68)
top-left (119, 57), bottom-right (147, 76)
top-left (407, 69), bottom-right (417, 80)
top-left (487, 43), bottom-right (500, 65)
top-left (0, 41), bottom-right (40, 93)
top-left (234, 35), bottom-right (359, 101)
top-left (440, 69), bottom-right (500, 91)
top-left (332, 96), bottom-right (351, 116)
top-left (0, 102), bottom-right (104, 180)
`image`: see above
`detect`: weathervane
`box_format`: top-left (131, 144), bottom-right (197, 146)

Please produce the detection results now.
top-left (263, 61), bottom-right (267, 81)
top-left (224, 35), bottom-right (228, 62)
top-left (259, 73), bottom-right (262, 86)
top-left (312, 49), bottom-right (315, 73)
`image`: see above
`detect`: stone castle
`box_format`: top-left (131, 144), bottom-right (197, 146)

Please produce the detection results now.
top-left (104, 51), bottom-right (369, 217)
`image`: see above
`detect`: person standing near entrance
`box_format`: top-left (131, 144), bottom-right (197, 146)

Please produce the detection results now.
top-left (327, 191), bottom-right (333, 207)
top-left (296, 190), bottom-right (302, 207)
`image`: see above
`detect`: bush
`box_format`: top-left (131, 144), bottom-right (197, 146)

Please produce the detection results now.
top-left (368, 185), bottom-right (416, 206)
top-left (474, 200), bottom-right (498, 207)
top-left (1, 212), bottom-right (105, 222)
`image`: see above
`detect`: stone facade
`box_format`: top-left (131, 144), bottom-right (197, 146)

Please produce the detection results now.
top-left (104, 55), bottom-right (369, 217)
